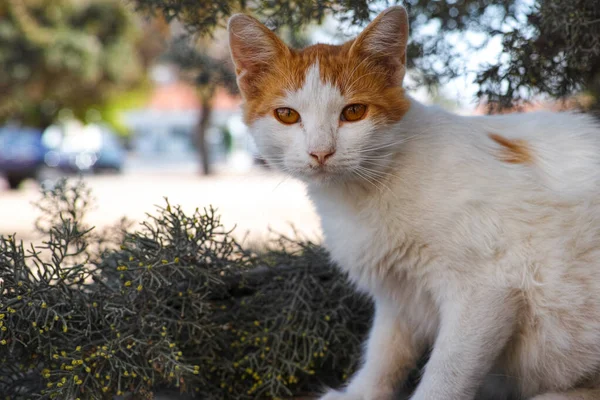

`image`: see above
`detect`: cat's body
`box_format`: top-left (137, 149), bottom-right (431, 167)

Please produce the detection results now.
top-left (228, 6), bottom-right (600, 400)
top-left (311, 101), bottom-right (600, 399)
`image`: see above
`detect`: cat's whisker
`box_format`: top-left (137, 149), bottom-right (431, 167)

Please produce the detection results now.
top-left (359, 160), bottom-right (402, 174)
top-left (258, 159), bottom-right (286, 167)
top-left (355, 166), bottom-right (390, 184)
top-left (357, 153), bottom-right (394, 160)
top-left (254, 154), bottom-right (286, 161)
top-left (357, 162), bottom-right (407, 185)
top-left (352, 169), bottom-right (382, 193)
top-left (358, 135), bottom-right (420, 152)
top-left (357, 141), bottom-right (408, 154)
top-left (356, 132), bottom-right (426, 154)
top-left (272, 175), bottom-right (291, 192)
top-left (342, 49), bottom-right (400, 93)
top-left (342, 51), bottom-right (380, 88)
top-left (272, 64), bottom-right (297, 92)
top-left (354, 166), bottom-right (399, 199)
top-left (345, 70), bottom-right (389, 95)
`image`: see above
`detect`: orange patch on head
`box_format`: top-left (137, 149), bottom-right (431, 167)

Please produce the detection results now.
top-left (489, 133), bottom-right (533, 164)
top-left (241, 43), bottom-right (410, 125)
top-left (228, 7), bottom-right (411, 126)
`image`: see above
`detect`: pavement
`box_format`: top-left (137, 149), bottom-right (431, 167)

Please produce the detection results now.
top-left (0, 160), bottom-right (323, 398)
top-left (0, 164), bottom-right (322, 247)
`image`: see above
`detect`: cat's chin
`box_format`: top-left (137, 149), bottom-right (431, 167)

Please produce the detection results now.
top-left (296, 169), bottom-right (353, 187)
top-left (276, 162), bottom-right (358, 186)
top-left (296, 173), bottom-right (337, 186)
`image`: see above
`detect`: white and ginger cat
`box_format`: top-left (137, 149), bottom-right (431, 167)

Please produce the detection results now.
top-left (228, 6), bottom-right (600, 400)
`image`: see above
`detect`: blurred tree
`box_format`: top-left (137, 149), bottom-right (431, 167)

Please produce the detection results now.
top-left (163, 26), bottom-right (309, 175)
top-left (165, 37), bottom-right (238, 175)
top-left (0, 0), bottom-right (152, 129)
top-left (132, 0), bottom-right (600, 114)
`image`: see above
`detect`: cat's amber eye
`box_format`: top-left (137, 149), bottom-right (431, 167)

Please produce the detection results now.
top-left (341, 104), bottom-right (367, 122)
top-left (275, 108), bottom-right (300, 124)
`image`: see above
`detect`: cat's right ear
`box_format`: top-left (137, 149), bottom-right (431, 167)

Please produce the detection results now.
top-left (228, 14), bottom-right (289, 96)
top-left (350, 6), bottom-right (409, 85)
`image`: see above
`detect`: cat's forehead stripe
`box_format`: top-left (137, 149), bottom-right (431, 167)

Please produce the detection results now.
top-left (284, 62), bottom-right (346, 120)
top-left (296, 62), bottom-right (341, 99)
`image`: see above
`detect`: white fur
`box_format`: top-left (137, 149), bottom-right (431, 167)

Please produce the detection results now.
top-left (252, 62), bottom-right (385, 184)
top-left (247, 68), bottom-right (600, 399)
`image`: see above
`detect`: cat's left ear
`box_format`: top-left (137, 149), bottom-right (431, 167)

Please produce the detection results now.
top-left (350, 6), bottom-right (409, 85)
top-left (228, 14), bottom-right (290, 97)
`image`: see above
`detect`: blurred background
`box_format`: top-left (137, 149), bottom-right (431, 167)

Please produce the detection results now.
top-left (0, 0), bottom-right (598, 243)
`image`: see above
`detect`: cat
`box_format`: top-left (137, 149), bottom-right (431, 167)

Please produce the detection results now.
top-left (228, 6), bottom-right (600, 400)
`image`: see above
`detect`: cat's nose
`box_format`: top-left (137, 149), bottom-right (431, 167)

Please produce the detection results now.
top-left (309, 150), bottom-right (335, 165)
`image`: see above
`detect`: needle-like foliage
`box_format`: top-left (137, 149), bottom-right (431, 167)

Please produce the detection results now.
top-left (0, 180), bottom-right (373, 399)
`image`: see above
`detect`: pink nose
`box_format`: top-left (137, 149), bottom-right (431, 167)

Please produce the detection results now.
top-left (309, 150), bottom-right (335, 165)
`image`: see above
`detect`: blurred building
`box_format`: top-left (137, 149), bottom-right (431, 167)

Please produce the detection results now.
top-left (122, 65), bottom-right (252, 169)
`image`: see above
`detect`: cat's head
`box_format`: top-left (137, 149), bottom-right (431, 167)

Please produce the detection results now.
top-left (228, 6), bottom-right (411, 185)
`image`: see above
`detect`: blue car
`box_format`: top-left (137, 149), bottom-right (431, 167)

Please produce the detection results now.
top-left (0, 126), bottom-right (47, 189)
top-left (42, 123), bottom-right (125, 174)
top-left (0, 123), bottom-right (126, 190)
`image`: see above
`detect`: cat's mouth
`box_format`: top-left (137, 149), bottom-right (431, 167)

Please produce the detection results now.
top-left (307, 163), bottom-right (336, 175)
top-left (308, 164), bottom-right (328, 173)
top-left (305, 167), bottom-right (328, 180)
top-left (302, 163), bottom-right (349, 183)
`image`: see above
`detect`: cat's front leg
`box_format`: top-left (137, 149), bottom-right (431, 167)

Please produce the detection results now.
top-left (410, 287), bottom-right (518, 400)
top-left (320, 298), bottom-right (422, 400)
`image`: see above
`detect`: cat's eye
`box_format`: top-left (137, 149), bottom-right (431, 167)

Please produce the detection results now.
top-left (341, 104), bottom-right (367, 122)
top-left (275, 108), bottom-right (300, 124)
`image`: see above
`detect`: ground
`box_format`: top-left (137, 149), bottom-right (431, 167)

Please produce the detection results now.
top-left (0, 161), bottom-right (321, 245)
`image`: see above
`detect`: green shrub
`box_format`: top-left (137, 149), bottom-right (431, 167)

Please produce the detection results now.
top-left (0, 180), bottom-right (373, 399)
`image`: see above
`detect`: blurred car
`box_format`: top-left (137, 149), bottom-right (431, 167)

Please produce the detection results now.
top-left (41, 122), bottom-right (126, 175)
top-left (94, 130), bottom-right (126, 173)
top-left (0, 122), bottom-right (126, 190)
top-left (0, 126), bottom-right (47, 189)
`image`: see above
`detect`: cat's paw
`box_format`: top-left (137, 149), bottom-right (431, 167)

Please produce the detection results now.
top-left (318, 389), bottom-right (362, 400)
top-left (318, 388), bottom-right (394, 400)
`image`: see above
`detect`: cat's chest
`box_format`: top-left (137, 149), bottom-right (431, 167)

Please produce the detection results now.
top-left (310, 188), bottom-right (428, 292)
top-left (320, 207), bottom-right (381, 271)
